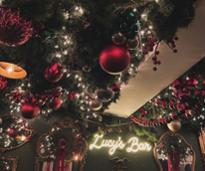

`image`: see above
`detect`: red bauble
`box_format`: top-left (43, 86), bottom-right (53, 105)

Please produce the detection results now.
top-left (7, 128), bottom-right (16, 137)
top-left (99, 45), bottom-right (131, 75)
top-left (111, 83), bottom-right (121, 92)
top-left (0, 76), bottom-right (8, 90)
top-left (0, 7), bottom-right (33, 47)
top-left (44, 63), bottom-right (64, 83)
top-left (50, 98), bottom-right (63, 110)
top-left (68, 92), bottom-right (77, 101)
top-left (21, 103), bottom-right (40, 119)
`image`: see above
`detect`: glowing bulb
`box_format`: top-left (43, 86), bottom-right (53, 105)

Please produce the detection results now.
top-left (141, 13), bottom-right (148, 20)
top-left (6, 65), bottom-right (14, 73)
top-left (73, 155), bottom-right (80, 161)
top-left (140, 30), bottom-right (145, 35)
top-left (63, 11), bottom-right (70, 19)
top-left (74, 6), bottom-right (84, 17)
top-left (149, 25), bottom-right (153, 29)
top-left (20, 135), bottom-right (26, 141)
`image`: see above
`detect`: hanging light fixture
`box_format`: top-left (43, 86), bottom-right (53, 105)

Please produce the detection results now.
top-left (0, 61), bottom-right (27, 79)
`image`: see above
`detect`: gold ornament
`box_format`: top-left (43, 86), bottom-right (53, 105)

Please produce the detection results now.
top-left (0, 61), bottom-right (27, 79)
top-left (167, 120), bottom-right (181, 133)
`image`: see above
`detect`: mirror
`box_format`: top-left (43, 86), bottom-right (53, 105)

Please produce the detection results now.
top-left (154, 132), bottom-right (195, 171)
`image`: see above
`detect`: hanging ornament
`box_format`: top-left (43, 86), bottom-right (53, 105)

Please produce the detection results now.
top-left (44, 63), bottom-right (64, 83)
top-left (82, 65), bottom-right (91, 72)
top-left (99, 45), bottom-right (131, 75)
top-left (7, 128), bottom-right (16, 137)
top-left (0, 7), bottom-right (33, 47)
top-left (50, 97), bottom-right (63, 110)
top-left (127, 38), bottom-right (139, 50)
top-left (68, 92), bottom-right (77, 101)
top-left (111, 83), bottom-right (121, 92)
top-left (167, 120), bottom-right (181, 133)
top-left (90, 99), bottom-right (103, 111)
top-left (96, 89), bottom-right (114, 103)
top-left (21, 103), bottom-right (40, 119)
top-left (0, 76), bottom-right (8, 90)
top-left (112, 32), bottom-right (127, 45)
top-left (0, 61), bottom-right (27, 79)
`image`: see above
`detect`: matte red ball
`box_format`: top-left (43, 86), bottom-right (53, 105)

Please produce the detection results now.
top-left (21, 103), bottom-right (40, 119)
top-left (99, 45), bottom-right (131, 75)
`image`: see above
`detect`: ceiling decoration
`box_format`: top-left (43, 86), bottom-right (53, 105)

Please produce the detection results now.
top-left (0, 0), bottom-right (196, 123)
top-left (131, 58), bottom-right (205, 129)
top-left (108, 0), bottom-right (205, 117)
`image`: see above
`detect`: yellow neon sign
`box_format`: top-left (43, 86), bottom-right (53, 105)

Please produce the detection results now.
top-left (89, 134), bottom-right (152, 155)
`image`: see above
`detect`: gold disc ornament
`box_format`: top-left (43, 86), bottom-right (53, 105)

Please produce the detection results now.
top-left (0, 61), bottom-right (27, 79)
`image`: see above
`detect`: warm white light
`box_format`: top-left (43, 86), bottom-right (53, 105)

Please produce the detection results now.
top-left (63, 11), bottom-right (70, 19)
top-left (74, 6), bottom-right (84, 17)
top-left (89, 134), bottom-right (152, 155)
top-left (6, 65), bottom-right (14, 73)
top-left (20, 135), bottom-right (27, 141)
top-left (73, 155), bottom-right (80, 161)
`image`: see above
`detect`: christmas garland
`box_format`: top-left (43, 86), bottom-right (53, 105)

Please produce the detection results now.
top-left (131, 59), bottom-right (205, 128)
top-left (0, 0), bottom-right (195, 121)
top-left (37, 118), bottom-right (87, 161)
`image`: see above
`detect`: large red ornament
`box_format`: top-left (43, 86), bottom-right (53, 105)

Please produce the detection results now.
top-left (0, 76), bottom-right (8, 90)
top-left (21, 103), bottom-right (40, 119)
top-left (44, 63), bottom-right (64, 83)
top-left (99, 45), bottom-right (131, 75)
top-left (0, 7), bottom-right (33, 47)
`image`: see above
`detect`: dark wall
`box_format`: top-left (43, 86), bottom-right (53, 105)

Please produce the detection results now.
top-left (1, 117), bottom-right (205, 171)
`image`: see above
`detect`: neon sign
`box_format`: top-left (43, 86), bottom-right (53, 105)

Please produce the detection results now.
top-left (89, 134), bottom-right (152, 155)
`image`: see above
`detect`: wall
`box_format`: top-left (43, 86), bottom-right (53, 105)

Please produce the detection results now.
top-left (1, 117), bottom-right (205, 171)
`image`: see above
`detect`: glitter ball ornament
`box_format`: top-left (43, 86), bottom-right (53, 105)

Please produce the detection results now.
top-left (21, 103), bottom-right (40, 119)
top-left (44, 63), bottom-right (64, 83)
top-left (0, 76), bottom-right (8, 90)
top-left (0, 7), bottom-right (33, 47)
top-left (90, 99), bottom-right (103, 111)
top-left (99, 45), bottom-right (131, 75)
top-left (112, 32), bottom-right (127, 45)
top-left (96, 89), bottom-right (114, 103)
top-left (167, 120), bottom-right (181, 133)
top-left (127, 38), bottom-right (139, 50)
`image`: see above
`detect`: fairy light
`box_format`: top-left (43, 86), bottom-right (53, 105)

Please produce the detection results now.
top-left (63, 11), bottom-right (70, 20)
top-left (73, 6), bottom-right (84, 17)
top-left (141, 12), bottom-right (148, 21)
top-left (73, 154), bottom-right (80, 161)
